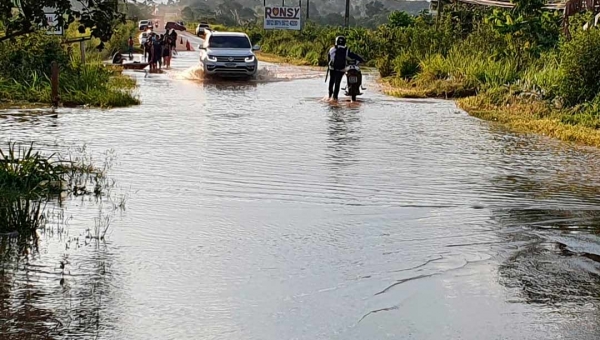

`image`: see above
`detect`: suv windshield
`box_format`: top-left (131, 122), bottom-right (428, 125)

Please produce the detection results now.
top-left (208, 35), bottom-right (251, 49)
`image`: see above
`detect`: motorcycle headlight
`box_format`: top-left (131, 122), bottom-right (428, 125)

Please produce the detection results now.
top-left (245, 55), bottom-right (255, 63)
top-left (207, 55), bottom-right (217, 62)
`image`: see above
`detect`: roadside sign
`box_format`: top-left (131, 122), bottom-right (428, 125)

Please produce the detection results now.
top-left (264, 6), bottom-right (301, 30)
top-left (44, 12), bottom-right (64, 35)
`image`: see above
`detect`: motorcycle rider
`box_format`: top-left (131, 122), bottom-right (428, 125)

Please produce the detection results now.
top-left (327, 36), bottom-right (365, 102)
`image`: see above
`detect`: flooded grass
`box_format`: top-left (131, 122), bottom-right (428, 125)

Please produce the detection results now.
top-left (458, 94), bottom-right (600, 148)
top-left (0, 142), bottom-right (117, 235)
top-left (256, 52), bottom-right (313, 66)
top-left (380, 77), bottom-right (600, 148)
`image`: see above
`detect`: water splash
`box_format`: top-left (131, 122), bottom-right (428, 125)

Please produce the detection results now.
top-left (175, 63), bottom-right (324, 83)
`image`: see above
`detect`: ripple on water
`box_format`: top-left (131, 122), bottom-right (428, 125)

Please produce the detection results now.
top-left (2, 49), bottom-right (600, 339)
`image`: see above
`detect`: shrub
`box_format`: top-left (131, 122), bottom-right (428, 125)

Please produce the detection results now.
top-left (558, 27), bottom-right (600, 106)
top-left (388, 11), bottom-right (415, 28)
top-left (376, 56), bottom-right (394, 77)
top-left (0, 25), bottom-right (139, 107)
top-left (393, 52), bottom-right (420, 79)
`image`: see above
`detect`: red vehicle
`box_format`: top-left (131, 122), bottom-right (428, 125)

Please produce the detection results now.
top-left (164, 22), bottom-right (186, 31)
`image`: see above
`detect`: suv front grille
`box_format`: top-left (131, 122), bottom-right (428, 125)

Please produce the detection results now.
top-left (216, 56), bottom-right (246, 62)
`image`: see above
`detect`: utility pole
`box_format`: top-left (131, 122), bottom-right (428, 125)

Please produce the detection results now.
top-left (344, 0), bottom-right (350, 27)
top-left (306, 0), bottom-right (310, 19)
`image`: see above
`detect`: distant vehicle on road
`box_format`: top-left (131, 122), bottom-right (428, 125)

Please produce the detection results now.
top-left (196, 23), bottom-right (210, 36)
top-left (198, 31), bottom-right (260, 78)
top-left (165, 21), bottom-right (186, 31)
top-left (139, 20), bottom-right (150, 31)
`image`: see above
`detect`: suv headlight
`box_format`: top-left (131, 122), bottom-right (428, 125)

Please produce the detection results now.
top-left (245, 55), bottom-right (255, 63)
top-left (207, 55), bottom-right (217, 62)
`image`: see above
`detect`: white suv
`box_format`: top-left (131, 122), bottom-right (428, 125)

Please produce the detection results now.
top-left (198, 31), bottom-right (260, 78)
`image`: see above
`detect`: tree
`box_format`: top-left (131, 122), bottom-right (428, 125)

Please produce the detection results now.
top-left (388, 11), bottom-right (414, 28)
top-left (365, 1), bottom-right (386, 18)
top-left (0, 0), bottom-right (125, 43)
top-left (181, 6), bottom-right (195, 22)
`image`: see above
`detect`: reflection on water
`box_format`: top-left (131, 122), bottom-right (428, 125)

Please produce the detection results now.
top-left (326, 108), bottom-right (361, 170)
top-left (2, 48), bottom-right (600, 339)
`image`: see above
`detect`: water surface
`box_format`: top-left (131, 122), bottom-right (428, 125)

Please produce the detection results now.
top-left (2, 37), bottom-right (600, 339)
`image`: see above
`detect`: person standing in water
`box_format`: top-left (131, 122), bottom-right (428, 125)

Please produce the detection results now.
top-left (163, 35), bottom-right (172, 69)
top-left (170, 29), bottom-right (178, 53)
top-left (128, 36), bottom-right (134, 59)
top-left (154, 35), bottom-right (163, 70)
top-left (327, 36), bottom-right (365, 102)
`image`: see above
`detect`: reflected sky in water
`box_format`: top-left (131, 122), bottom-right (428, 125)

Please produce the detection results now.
top-left (1, 37), bottom-right (600, 339)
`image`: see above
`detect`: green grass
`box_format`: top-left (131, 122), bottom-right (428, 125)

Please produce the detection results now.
top-left (0, 22), bottom-right (140, 108)
top-left (0, 142), bottom-right (113, 234)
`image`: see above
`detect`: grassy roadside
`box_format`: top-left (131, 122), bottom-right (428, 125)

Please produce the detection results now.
top-left (0, 21), bottom-right (141, 108)
top-left (256, 52), bottom-right (313, 66)
top-left (222, 7), bottom-right (600, 149)
top-left (379, 77), bottom-right (600, 147)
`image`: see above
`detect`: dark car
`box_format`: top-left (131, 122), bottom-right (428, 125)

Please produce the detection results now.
top-left (165, 22), bottom-right (186, 31)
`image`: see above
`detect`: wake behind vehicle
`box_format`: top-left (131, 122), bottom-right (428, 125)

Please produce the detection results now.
top-left (198, 31), bottom-right (260, 78)
top-left (342, 60), bottom-right (366, 102)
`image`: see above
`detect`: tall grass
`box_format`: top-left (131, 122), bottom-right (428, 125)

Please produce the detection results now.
top-left (0, 142), bottom-right (113, 234)
top-left (0, 22), bottom-right (140, 108)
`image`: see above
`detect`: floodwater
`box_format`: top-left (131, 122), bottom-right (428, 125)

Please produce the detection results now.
top-left (2, 35), bottom-right (600, 339)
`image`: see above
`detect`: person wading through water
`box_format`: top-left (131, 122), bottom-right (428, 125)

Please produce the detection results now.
top-left (149, 35), bottom-right (158, 72)
top-left (170, 29), bottom-right (178, 53)
top-left (163, 35), bottom-right (172, 69)
top-left (128, 35), bottom-right (134, 59)
top-left (327, 36), bottom-right (365, 102)
top-left (157, 35), bottom-right (164, 70)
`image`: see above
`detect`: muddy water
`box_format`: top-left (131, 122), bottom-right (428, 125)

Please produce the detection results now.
top-left (2, 38), bottom-right (600, 339)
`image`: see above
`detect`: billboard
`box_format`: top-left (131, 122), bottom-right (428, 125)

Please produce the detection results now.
top-left (44, 12), bottom-right (64, 35)
top-left (264, 6), bottom-right (301, 30)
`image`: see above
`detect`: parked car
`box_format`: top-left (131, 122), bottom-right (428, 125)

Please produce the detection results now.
top-left (196, 22), bottom-right (210, 36)
top-left (198, 31), bottom-right (260, 78)
top-left (165, 21), bottom-right (186, 31)
top-left (138, 20), bottom-right (149, 31)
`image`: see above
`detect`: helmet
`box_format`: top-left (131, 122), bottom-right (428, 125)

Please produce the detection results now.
top-left (335, 36), bottom-right (346, 47)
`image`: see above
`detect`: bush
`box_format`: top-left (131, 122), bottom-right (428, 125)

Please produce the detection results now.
top-left (0, 32), bottom-right (69, 82)
top-left (558, 27), bottom-right (600, 106)
top-left (376, 56), bottom-right (394, 77)
top-left (393, 52), bottom-right (420, 79)
top-left (388, 11), bottom-right (415, 28)
top-left (0, 25), bottom-right (139, 107)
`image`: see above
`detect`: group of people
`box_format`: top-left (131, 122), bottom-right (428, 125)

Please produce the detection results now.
top-left (143, 29), bottom-right (179, 71)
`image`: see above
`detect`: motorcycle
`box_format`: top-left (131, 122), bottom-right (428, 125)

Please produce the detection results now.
top-left (343, 60), bottom-right (366, 102)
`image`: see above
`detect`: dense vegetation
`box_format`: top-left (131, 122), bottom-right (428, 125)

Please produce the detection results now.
top-left (174, 0), bottom-right (428, 28)
top-left (0, 0), bottom-right (125, 43)
top-left (0, 20), bottom-right (140, 108)
top-left (213, 3), bottom-right (600, 146)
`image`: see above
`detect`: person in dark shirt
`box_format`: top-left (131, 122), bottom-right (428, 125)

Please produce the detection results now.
top-left (155, 39), bottom-right (163, 70)
top-left (327, 36), bottom-right (365, 102)
top-left (163, 36), bottom-right (172, 69)
top-left (157, 35), bottom-right (164, 69)
top-left (170, 29), bottom-right (178, 52)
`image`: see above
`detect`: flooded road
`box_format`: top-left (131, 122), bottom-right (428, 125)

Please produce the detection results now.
top-left (2, 38), bottom-right (600, 339)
